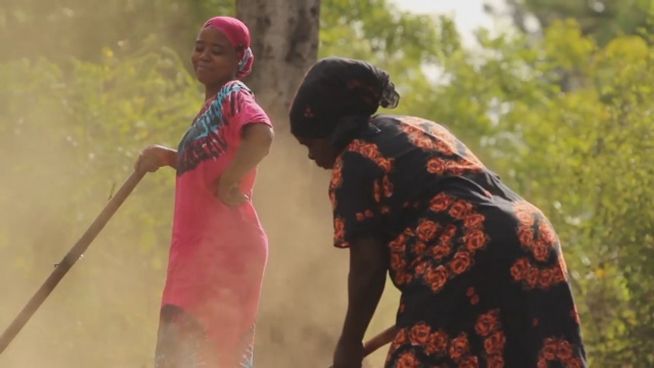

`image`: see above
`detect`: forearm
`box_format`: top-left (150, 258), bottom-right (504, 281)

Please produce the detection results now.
top-left (340, 236), bottom-right (388, 344)
top-left (136, 144), bottom-right (178, 172)
top-left (340, 264), bottom-right (386, 344)
top-left (162, 148), bottom-right (178, 169)
top-left (223, 124), bottom-right (273, 180)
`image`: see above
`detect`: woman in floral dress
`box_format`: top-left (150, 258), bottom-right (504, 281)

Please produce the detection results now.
top-left (289, 57), bottom-right (585, 368)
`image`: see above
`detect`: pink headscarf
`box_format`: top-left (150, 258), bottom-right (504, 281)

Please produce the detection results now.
top-left (202, 16), bottom-right (254, 79)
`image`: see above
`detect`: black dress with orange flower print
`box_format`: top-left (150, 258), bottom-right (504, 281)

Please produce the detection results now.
top-left (330, 115), bottom-right (586, 368)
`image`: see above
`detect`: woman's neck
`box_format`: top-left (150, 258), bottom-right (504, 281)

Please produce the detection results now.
top-left (204, 86), bottom-right (221, 101)
top-left (204, 77), bottom-right (236, 101)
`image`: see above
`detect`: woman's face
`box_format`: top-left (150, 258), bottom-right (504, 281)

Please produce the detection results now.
top-left (191, 27), bottom-right (239, 89)
top-left (297, 137), bottom-right (339, 169)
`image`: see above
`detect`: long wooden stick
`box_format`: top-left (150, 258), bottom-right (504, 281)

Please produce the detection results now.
top-left (329, 325), bottom-right (397, 367)
top-left (362, 325), bottom-right (397, 357)
top-left (0, 170), bottom-right (146, 354)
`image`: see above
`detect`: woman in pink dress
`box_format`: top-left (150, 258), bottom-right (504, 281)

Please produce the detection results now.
top-left (135, 16), bottom-right (273, 368)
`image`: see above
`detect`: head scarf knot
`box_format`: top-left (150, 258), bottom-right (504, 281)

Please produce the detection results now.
top-left (202, 16), bottom-right (254, 79)
top-left (289, 57), bottom-right (399, 143)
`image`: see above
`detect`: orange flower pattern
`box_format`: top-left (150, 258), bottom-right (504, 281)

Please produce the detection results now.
top-left (386, 192), bottom-right (489, 291)
top-left (399, 117), bottom-right (485, 177)
top-left (466, 287), bottom-right (480, 305)
top-left (511, 201), bottom-right (569, 290)
top-left (333, 216), bottom-right (349, 248)
top-left (387, 325), bottom-right (497, 368)
top-left (347, 139), bottom-right (393, 173)
top-left (329, 156), bottom-right (344, 209)
top-left (537, 338), bottom-right (585, 368)
top-left (329, 116), bottom-right (585, 367)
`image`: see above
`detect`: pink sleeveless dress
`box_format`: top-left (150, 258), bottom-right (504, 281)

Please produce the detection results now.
top-left (161, 80), bottom-right (271, 366)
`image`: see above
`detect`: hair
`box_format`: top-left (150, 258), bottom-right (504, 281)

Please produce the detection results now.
top-left (289, 57), bottom-right (399, 144)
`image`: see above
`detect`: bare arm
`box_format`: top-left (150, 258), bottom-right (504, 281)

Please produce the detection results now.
top-left (333, 235), bottom-right (388, 368)
top-left (135, 144), bottom-right (177, 172)
top-left (216, 123), bottom-right (273, 205)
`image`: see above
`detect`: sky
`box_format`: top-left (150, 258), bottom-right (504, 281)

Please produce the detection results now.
top-left (391, 0), bottom-right (512, 46)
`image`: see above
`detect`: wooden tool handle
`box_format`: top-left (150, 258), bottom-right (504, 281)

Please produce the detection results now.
top-left (0, 170), bottom-right (146, 355)
top-left (328, 325), bottom-right (397, 367)
top-left (363, 325), bottom-right (397, 357)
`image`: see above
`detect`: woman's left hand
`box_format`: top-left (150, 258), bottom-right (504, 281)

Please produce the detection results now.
top-left (332, 337), bottom-right (364, 368)
top-left (215, 173), bottom-right (249, 207)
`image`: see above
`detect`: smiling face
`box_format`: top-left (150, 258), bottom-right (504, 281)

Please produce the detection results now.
top-left (191, 27), bottom-right (239, 92)
top-left (297, 136), bottom-right (340, 169)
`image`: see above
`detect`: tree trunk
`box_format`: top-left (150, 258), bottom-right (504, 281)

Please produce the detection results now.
top-left (236, 0), bottom-right (320, 130)
top-left (235, 2), bottom-right (345, 367)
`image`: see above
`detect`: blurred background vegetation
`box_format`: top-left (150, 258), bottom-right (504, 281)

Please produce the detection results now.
top-left (0, 0), bottom-right (653, 367)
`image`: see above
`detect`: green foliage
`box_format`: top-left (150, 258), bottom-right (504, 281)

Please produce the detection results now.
top-left (319, 0), bottom-right (461, 111)
top-left (509, 0), bottom-right (654, 45)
